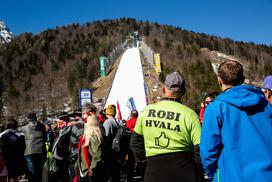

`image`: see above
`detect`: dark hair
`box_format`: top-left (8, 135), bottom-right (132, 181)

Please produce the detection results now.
top-left (27, 113), bottom-right (37, 122)
top-left (100, 109), bottom-right (106, 115)
top-left (218, 60), bottom-right (245, 86)
top-left (98, 109), bottom-right (107, 120)
top-left (5, 118), bottom-right (18, 129)
top-left (205, 91), bottom-right (219, 100)
top-left (131, 110), bottom-right (138, 118)
top-left (83, 103), bottom-right (97, 113)
top-left (59, 112), bottom-right (69, 122)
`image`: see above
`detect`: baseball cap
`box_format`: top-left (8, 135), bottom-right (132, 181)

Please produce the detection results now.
top-left (262, 75), bottom-right (272, 90)
top-left (165, 72), bottom-right (185, 92)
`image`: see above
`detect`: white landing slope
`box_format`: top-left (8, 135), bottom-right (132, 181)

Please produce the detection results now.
top-left (105, 47), bottom-right (147, 120)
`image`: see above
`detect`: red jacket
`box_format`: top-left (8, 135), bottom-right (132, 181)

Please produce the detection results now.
top-left (98, 114), bottom-right (106, 123)
top-left (126, 117), bottom-right (137, 132)
top-left (199, 106), bottom-right (205, 124)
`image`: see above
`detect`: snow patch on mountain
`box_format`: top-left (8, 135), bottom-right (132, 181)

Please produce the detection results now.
top-left (0, 21), bottom-right (13, 44)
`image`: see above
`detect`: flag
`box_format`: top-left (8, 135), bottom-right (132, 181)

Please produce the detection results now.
top-left (117, 100), bottom-right (122, 120)
top-left (126, 97), bottom-right (136, 111)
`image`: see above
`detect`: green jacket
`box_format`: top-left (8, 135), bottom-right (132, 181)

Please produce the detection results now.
top-left (78, 135), bottom-right (102, 177)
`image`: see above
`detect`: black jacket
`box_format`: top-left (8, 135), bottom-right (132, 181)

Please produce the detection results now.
top-left (130, 132), bottom-right (205, 182)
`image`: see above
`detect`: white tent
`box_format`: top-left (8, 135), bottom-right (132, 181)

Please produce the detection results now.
top-left (105, 47), bottom-right (147, 120)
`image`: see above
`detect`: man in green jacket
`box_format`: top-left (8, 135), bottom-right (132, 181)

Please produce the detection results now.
top-left (130, 72), bottom-right (204, 182)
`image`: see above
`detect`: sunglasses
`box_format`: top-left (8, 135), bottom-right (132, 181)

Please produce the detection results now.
top-left (205, 101), bottom-right (212, 105)
top-left (262, 88), bottom-right (272, 92)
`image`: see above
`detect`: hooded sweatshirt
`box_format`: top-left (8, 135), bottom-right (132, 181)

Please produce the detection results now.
top-left (200, 85), bottom-right (272, 182)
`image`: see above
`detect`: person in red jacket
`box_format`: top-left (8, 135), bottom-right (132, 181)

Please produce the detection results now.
top-left (199, 92), bottom-right (218, 124)
top-left (126, 110), bottom-right (138, 132)
top-left (97, 109), bottom-right (107, 123)
top-left (125, 110), bottom-right (138, 182)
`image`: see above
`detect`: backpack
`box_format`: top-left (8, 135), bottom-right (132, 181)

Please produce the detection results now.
top-left (52, 126), bottom-right (72, 160)
top-left (43, 126), bottom-right (72, 180)
top-left (112, 124), bottom-right (132, 153)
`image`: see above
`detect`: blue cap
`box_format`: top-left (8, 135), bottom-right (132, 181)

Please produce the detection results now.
top-left (263, 75), bottom-right (272, 90)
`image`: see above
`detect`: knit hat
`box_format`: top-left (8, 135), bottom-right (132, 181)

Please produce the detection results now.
top-left (165, 72), bottom-right (185, 92)
top-left (262, 75), bottom-right (272, 90)
top-left (106, 104), bottom-right (116, 116)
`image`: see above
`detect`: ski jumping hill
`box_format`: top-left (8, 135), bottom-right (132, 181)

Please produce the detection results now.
top-left (105, 47), bottom-right (147, 120)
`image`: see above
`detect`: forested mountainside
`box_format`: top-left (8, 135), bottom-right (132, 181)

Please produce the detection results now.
top-left (0, 18), bottom-right (271, 117)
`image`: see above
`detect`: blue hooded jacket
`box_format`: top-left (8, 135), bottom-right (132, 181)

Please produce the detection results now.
top-left (200, 85), bottom-right (272, 182)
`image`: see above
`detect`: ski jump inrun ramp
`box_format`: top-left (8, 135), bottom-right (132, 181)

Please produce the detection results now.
top-left (105, 47), bottom-right (147, 120)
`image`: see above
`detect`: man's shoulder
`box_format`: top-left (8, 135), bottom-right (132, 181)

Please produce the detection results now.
top-left (203, 100), bottom-right (225, 121)
top-left (72, 120), bottom-right (84, 128)
top-left (205, 100), bottom-right (221, 112)
top-left (142, 103), bottom-right (157, 110)
top-left (0, 129), bottom-right (10, 138)
top-left (127, 118), bottom-right (137, 127)
top-left (0, 129), bottom-right (24, 142)
top-left (104, 118), bottom-right (114, 123)
top-left (13, 130), bottom-right (24, 137)
top-left (20, 123), bottom-right (29, 129)
top-left (163, 101), bottom-right (197, 116)
top-left (127, 117), bottom-right (137, 122)
top-left (141, 101), bottom-right (196, 114)
top-left (141, 101), bottom-right (173, 111)
top-left (103, 118), bottom-right (116, 126)
top-left (71, 121), bottom-right (84, 135)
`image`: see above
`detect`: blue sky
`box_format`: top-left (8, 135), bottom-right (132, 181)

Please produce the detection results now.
top-left (1, 0), bottom-right (272, 45)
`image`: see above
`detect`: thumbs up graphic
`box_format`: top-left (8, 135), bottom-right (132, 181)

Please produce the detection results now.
top-left (155, 132), bottom-right (170, 148)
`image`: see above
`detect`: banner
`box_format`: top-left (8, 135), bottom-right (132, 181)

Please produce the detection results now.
top-left (154, 53), bottom-right (161, 73)
top-left (99, 57), bottom-right (106, 77)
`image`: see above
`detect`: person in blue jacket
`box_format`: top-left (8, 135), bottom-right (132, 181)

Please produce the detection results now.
top-left (200, 60), bottom-right (272, 182)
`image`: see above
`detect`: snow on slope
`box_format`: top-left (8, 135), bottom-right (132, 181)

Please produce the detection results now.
top-left (105, 47), bottom-right (147, 120)
top-left (0, 21), bottom-right (13, 44)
